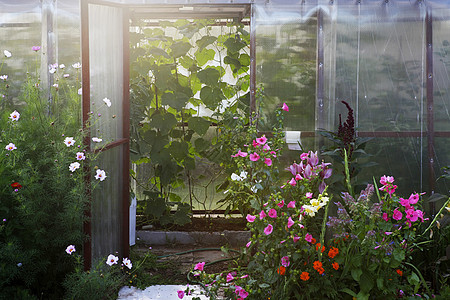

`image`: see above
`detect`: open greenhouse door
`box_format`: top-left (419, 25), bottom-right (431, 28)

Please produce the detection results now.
top-left (80, 0), bottom-right (130, 269)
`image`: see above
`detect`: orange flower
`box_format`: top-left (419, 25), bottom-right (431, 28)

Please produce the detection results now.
top-left (300, 271), bottom-right (310, 281)
top-left (396, 269), bottom-right (403, 276)
top-left (313, 260), bottom-right (322, 270)
top-left (315, 243), bottom-right (325, 253)
top-left (328, 247), bottom-right (339, 258)
top-left (317, 267), bottom-right (325, 275)
top-left (277, 266), bottom-right (286, 275)
top-left (311, 238), bottom-right (316, 244)
top-left (332, 262), bottom-right (339, 270)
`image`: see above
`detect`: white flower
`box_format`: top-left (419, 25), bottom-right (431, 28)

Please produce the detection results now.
top-left (95, 169), bottom-right (107, 181)
top-left (69, 162), bottom-right (80, 172)
top-left (63, 74), bottom-right (70, 78)
top-left (122, 258), bottom-right (132, 269)
top-left (302, 204), bottom-right (318, 217)
top-left (65, 245), bottom-right (76, 255)
top-left (59, 64), bottom-right (65, 69)
top-left (251, 185), bottom-right (258, 193)
top-left (72, 62), bottom-right (82, 69)
top-left (9, 110), bottom-right (20, 121)
top-left (64, 137), bottom-right (75, 147)
top-left (239, 171), bottom-right (248, 179)
top-left (53, 83), bottom-right (59, 88)
top-left (92, 137), bottom-right (102, 143)
top-left (102, 97), bottom-right (112, 107)
top-left (106, 254), bottom-right (118, 266)
top-left (231, 173), bottom-right (241, 181)
top-left (76, 152), bottom-right (85, 160)
top-left (78, 88), bottom-right (82, 95)
top-left (4, 50), bottom-right (11, 58)
top-left (49, 67), bottom-right (56, 74)
top-left (5, 143), bottom-right (16, 151)
top-left (0, 75), bottom-right (8, 81)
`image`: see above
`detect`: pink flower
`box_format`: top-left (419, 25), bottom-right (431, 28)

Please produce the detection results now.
top-left (240, 274), bottom-right (248, 279)
top-left (264, 224), bottom-right (273, 235)
top-left (268, 208), bottom-right (277, 218)
top-left (263, 144), bottom-right (271, 151)
top-left (399, 198), bottom-right (411, 209)
top-left (231, 150), bottom-right (248, 157)
top-left (287, 217), bottom-right (295, 228)
top-left (177, 290), bottom-right (185, 299)
top-left (295, 174), bottom-right (302, 181)
top-left (408, 193), bottom-right (419, 205)
top-left (249, 152), bottom-right (260, 161)
top-left (281, 256), bottom-right (290, 267)
top-left (270, 151), bottom-right (277, 157)
top-left (256, 135), bottom-right (267, 145)
top-left (259, 210), bottom-right (266, 219)
top-left (282, 103), bottom-right (289, 111)
top-left (306, 192), bottom-right (313, 199)
top-left (392, 208), bottom-right (403, 221)
top-left (246, 241), bottom-right (252, 248)
top-left (246, 214), bottom-right (256, 222)
top-left (277, 200), bottom-right (285, 208)
top-left (385, 232), bottom-right (393, 235)
top-left (287, 201), bottom-right (296, 208)
top-left (32, 46), bottom-right (41, 52)
top-left (380, 175), bottom-right (394, 185)
top-left (264, 157), bottom-right (272, 166)
top-left (226, 272), bottom-right (234, 282)
top-left (194, 262), bottom-right (205, 271)
top-left (300, 152), bottom-right (309, 160)
top-left (416, 210), bottom-right (424, 222)
top-left (252, 140), bottom-right (259, 147)
top-left (239, 289), bottom-right (249, 299)
top-left (406, 209), bottom-right (419, 222)
top-left (382, 213), bottom-right (389, 222)
top-left (289, 178), bottom-right (296, 186)
top-left (293, 235), bottom-right (300, 243)
top-left (305, 233), bottom-right (313, 243)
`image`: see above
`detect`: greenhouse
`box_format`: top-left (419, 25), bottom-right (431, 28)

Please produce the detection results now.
top-left (1, 0), bottom-right (450, 299)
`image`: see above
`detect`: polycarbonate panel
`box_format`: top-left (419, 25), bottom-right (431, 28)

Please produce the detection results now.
top-left (88, 3), bottom-right (124, 145)
top-left (91, 146), bottom-right (124, 261)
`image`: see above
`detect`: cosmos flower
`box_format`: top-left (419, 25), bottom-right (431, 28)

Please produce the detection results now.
top-left (64, 137), bottom-right (75, 147)
top-left (69, 162), bottom-right (80, 172)
top-left (103, 97), bottom-right (112, 107)
top-left (95, 169), bottom-right (107, 181)
top-left (9, 110), bottom-right (20, 121)
top-left (65, 245), bottom-right (76, 255)
top-left (106, 254), bottom-right (118, 266)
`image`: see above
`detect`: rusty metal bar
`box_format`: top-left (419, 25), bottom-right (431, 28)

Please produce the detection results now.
top-left (93, 138), bottom-right (128, 154)
top-left (249, 3), bottom-right (256, 117)
top-left (80, 0), bottom-right (92, 271)
top-left (122, 6), bottom-right (131, 260)
top-left (426, 8), bottom-right (435, 214)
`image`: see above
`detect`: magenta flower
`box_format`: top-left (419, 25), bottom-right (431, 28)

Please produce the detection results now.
top-left (293, 235), bottom-right (300, 243)
top-left (408, 193), bottom-right (419, 205)
top-left (226, 272), bottom-right (234, 282)
top-left (295, 174), bottom-right (302, 181)
top-left (300, 152), bottom-right (309, 160)
top-left (380, 175), bottom-right (394, 185)
top-left (277, 200), bottom-right (285, 208)
top-left (306, 192), bottom-right (313, 199)
top-left (289, 178), bottom-right (296, 186)
top-left (239, 289), bottom-right (249, 299)
top-left (264, 157), bottom-right (272, 166)
top-left (259, 210), bottom-right (266, 219)
top-left (392, 208), bottom-right (403, 221)
top-left (231, 150), bottom-right (248, 157)
top-left (263, 144), bottom-right (271, 151)
top-left (246, 241), bottom-right (252, 248)
top-left (406, 209), bottom-right (419, 222)
top-left (382, 213), bottom-right (389, 222)
top-left (256, 135), bottom-right (267, 145)
top-left (268, 208), bottom-right (277, 218)
top-left (194, 262), bottom-right (205, 271)
top-left (249, 152), bottom-right (260, 161)
top-left (252, 140), bottom-right (259, 147)
top-left (177, 290), bottom-right (185, 299)
top-left (282, 103), bottom-right (289, 112)
top-left (246, 214), bottom-right (256, 222)
top-left (287, 201), bottom-right (296, 208)
top-left (32, 46), bottom-right (41, 52)
top-left (305, 233), bottom-right (313, 243)
top-left (281, 256), bottom-right (290, 267)
top-left (287, 217), bottom-right (294, 228)
top-left (264, 224), bottom-right (273, 235)
top-left (399, 198), bottom-right (411, 208)
top-left (385, 232), bottom-right (393, 235)
top-left (416, 210), bottom-right (424, 222)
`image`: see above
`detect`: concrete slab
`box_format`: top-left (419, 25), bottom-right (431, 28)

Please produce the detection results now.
top-left (118, 285), bottom-right (210, 300)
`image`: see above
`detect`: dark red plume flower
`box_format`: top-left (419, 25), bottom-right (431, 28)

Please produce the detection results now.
top-left (11, 182), bottom-right (22, 189)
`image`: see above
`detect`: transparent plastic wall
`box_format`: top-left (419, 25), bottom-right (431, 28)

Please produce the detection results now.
top-left (256, 1), bottom-right (450, 196)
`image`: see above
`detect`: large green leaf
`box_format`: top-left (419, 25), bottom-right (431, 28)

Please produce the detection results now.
top-left (194, 138), bottom-right (210, 152)
top-left (195, 48), bottom-right (215, 66)
top-left (239, 53), bottom-right (250, 66)
top-left (197, 68), bottom-right (220, 87)
top-left (149, 47), bottom-right (170, 59)
top-left (197, 35), bottom-right (217, 50)
top-left (351, 268), bottom-right (362, 282)
top-left (145, 197), bottom-right (166, 218)
top-left (170, 42), bottom-right (191, 58)
top-left (224, 37), bottom-right (247, 53)
top-left (188, 117), bottom-right (210, 136)
top-left (149, 112), bottom-right (177, 135)
top-left (359, 273), bottom-right (374, 294)
top-left (161, 91), bottom-right (190, 111)
top-left (168, 141), bottom-right (189, 161)
top-left (200, 86), bottom-right (224, 110)
top-left (224, 55), bottom-right (241, 73)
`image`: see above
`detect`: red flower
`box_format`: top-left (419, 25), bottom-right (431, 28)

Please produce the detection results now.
top-left (332, 262), bottom-right (339, 270)
top-left (311, 238), bottom-right (316, 244)
top-left (328, 247), bottom-right (339, 258)
top-left (316, 243), bottom-right (325, 253)
top-left (277, 266), bottom-right (286, 275)
top-left (11, 182), bottom-right (22, 189)
top-left (396, 269), bottom-right (403, 276)
top-left (313, 261), bottom-right (322, 270)
top-left (300, 271), bottom-right (310, 281)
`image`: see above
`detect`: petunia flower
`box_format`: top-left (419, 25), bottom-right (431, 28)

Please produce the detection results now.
top-left (264, 157), bottom-right (272, 166)
top-left (194, 262), bottom-right (205, 271)
top-left (231, 150), bottom-right (248, 157)
top-left (287, 217), bottom-right (295, 228)
top-left (69, 162), bottom-right (81, 172)
top-left (264, 224), bottom-right (273, 235)
top-left (305, 233), bottom-right (313, 243)
top-left (287, 201), bottom-right (296, 208)
top-left (259, 210), bottom-right (266, 219)
top-left (249, 152), bottom-right (260, 161)
top-left (9, 110), bottom-right (20, 121)
top-left (4, 50), bottom-right (11, 57)
top-left (103, 97), bottom-right (112, 107)
top-left (95, 169), bottom-right (107, 181)
top-left (268, 208), bottom-right (277, 218)
top-left (65, 245), bottom-right (76, 255)
top-left (106, 254), bottom-right (118, 266)
top-left (246, 214), bottom-right (256, 222)
top-left (122, 257), bottom-right (132, 269)
top-left (76, 152), bottom-right (86, 160)
top-left (392, 208), bottom-right (403, 221)
top-left (281, 256), bottom-right (290, 267)
top-left (277, 200), bottom-right (284, 208)
top-left (382, 213), bottom-right (389, 222)
top-left (64, 137), bottom-right (75, 147)
top-left (5, 143), bottom-right (16, 151)
top-left (282, 102), bottom-right (289, 111)
top-left (177, 290), bottom-right (184, 299)
top-left (256, 135), bottom-right (267, 145)
top-left (226, 272), bottom-right (234, 282)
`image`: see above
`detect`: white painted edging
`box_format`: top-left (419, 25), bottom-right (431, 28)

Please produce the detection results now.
top-left (118, 285), bottom-right (209, 300)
